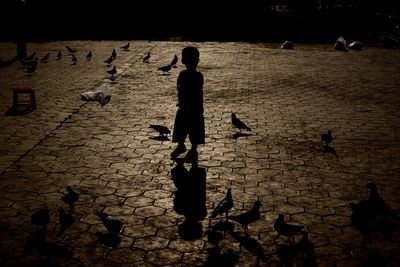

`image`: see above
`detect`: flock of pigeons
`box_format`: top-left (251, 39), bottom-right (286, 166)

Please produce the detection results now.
top-left (26, 185), bottom-right (124, 257)
top-left (17, 42), bottom-right (179, 80)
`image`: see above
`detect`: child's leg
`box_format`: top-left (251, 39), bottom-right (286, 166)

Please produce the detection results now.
top-left (170, 142), bottom-right (186, 158)
top-left (185, 143), bottom-right (198, 162)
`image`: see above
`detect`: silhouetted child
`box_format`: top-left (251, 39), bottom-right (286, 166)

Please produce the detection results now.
top-left (171, 46), bottom-right (205, 162)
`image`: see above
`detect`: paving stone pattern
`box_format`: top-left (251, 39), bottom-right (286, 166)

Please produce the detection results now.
top-left (0, 41), bottom-right (400, 266)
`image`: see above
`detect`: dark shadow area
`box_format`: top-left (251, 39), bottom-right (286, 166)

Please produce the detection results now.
top-left (1, 1), bottom-right (399, 43)
top-left (171, 159), bottom-right (207, 241)
top-left (149, 135), bottom-right (170, 141)
top-left (233, 133), bottom-right (252, 139)
top-left (205, 247), bottom-right (239, 267)
top-left (96, 232), bottom-right (121, 249)
top-left (229, 231), bottom-right (266, 266)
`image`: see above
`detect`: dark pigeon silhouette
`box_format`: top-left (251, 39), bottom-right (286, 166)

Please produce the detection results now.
top-left (209, 188), bottom-right (233, 219)
top-left (57, 208), bottom-right (74, 235)
top-left (61, 186), bottom-right (79, 211)
top-left (149, 124), bottom-right (171, 136)
top-left (143, 52), bottom-right (150, 63)
top-left (25, 61), bottom-right (37, 73)
top-left (158, 64), bottom-right (172, 74)
top-left (171, 54), bottom-right (178, 67)
top-left (86, 51), bottom-right (92, 61)
top-left (66, 46), bottom-right (77, 54)
top-left (228, 200), bottom-right (261, 234)
top-left (321, 130), bottom-right (333, 145)
top-left (111, 49), bottom-right (117, 60)
top-left (274, 214), bottom-right (304, 241)
top-left (97, 212), bottom-right (123, 234)
top-left (231, 113), bottom-right (251, 133)
top-left (107, 66), bottom-right (117, 78)
top-left (40, 53), bottom-right (50, 63)
top-left (71, 54), bottom-right (77, 65)
top-left (104, 56), bottom-right (113, 66)
top-left (121, 42), bottom-right (130, 51)
top-left (56, 50), bottom-right (62, 60)
top-left (281, 41), bottom-right (294, 49)
top-left (31, 205), bottom-right (50, 227)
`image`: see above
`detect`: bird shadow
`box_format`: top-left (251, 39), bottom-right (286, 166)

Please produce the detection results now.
top-left (323, 145), bottom-right (338, 159)
top-left (233, 132), bottom-right (252, 139)
top-left (96, 232), bottom-right (121, 249)
top-left (150, 135), bottom-right (170, 141)
top-left (206, 247), bottom-right (240, 267)
top-left (229, 231), bottom-right (266, 265)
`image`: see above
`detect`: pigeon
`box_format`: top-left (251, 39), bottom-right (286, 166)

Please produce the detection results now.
top-left (274, 214), bottom-right (304, 241)
top-left (71, 54), bottom-right (77, 65)
top-left (57, 208), bottom-right (74, 235)
top-left (111, 49), bottom-right (117, 60)
top-left (121, 42), bottom-right (130, 51)
top-left (96, 212), bottom-right (123, 234)
top-left (335, 36), bottom-right (348, 51)
top-left (171, 54), bottom-right (178, 67)
top-left (228, 200), bottom-right (261, 234)
top-left (107, 66), bottom-right (117, 77)
top-left (281, 41), bottom-right (294, 49)
top-left (209, 188), bottom-right (233, 219)
top-left (40, 53), bottom-right (50, 63)
top-left (367, 182), bottom-right (400, 220)
top-left (66, 45), bottom-right (77, 54)
top-left (104, 56), bottom-right (113, 66)
top-left (25, 58), bottom-right (38, 73)
top-left (320, 130), bottom-right (332, 145)
top-left (149, 124), bottom-right (171, 136)
top-left (86, 51), bottom-right (92, 61)
top-left (158, 64), bottom-right (171, 74)
top-left (323, 145), bottom-right (338, 158)
top-left (231, 113), bottom-right (251, 132)
top-left (143, 52), bottom-right (150, 63)
top-left (349, 41), bottom-right (363, 50)
top-left (56, 50), bottom-right (62, 60)
top-left (31, 205), bottom-right (50, 227)
top-left (61, 186), bottom-right (79, 210)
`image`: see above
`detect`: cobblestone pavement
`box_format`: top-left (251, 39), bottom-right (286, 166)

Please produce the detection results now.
top-left (1, 41), bottom-right (400, 266)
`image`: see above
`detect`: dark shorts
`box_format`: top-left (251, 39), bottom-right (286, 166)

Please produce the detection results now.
top-left (172, 109), bottom-right (205, 145)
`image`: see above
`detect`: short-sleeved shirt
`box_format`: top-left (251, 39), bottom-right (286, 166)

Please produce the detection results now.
top-left (177, 69), bottom-right (204, 115)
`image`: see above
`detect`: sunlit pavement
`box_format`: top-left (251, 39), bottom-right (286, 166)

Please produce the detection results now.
top-left (1, 40), bottom-right (400, 266)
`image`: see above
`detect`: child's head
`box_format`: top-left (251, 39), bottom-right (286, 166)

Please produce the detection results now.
top-left (181, 46), bottom-right (199, 70)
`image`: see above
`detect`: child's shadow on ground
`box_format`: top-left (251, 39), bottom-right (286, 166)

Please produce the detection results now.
top-left (233, 132), bottom-right (252, 139)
